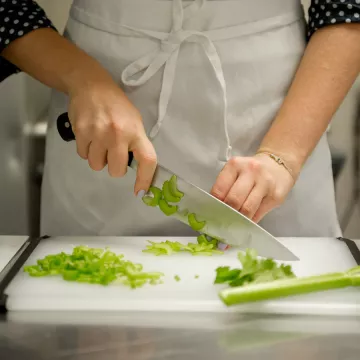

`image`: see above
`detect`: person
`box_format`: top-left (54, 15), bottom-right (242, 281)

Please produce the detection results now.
top-left (0, 0), bottom-right (359, 239)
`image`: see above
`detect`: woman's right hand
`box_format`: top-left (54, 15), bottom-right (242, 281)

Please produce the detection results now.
top-left (68, 79), bottom-right (157, 197)
top-left (1, 24), bottom-right (157, 195)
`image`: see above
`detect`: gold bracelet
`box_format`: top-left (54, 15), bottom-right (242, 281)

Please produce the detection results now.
top-left (256, 150), bottom-right (295, 180)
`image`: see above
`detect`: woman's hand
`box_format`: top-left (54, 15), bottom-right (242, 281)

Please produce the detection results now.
top-left (210, 154), bottom-right (296, 223)
top-left (0, 27), bottom-right (157, 196)
top-left (68, 79), bottom-right (157, 196)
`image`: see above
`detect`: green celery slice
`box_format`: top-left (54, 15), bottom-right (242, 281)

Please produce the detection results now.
top-left (197, 234), bottom-right (219, 249)
top-left (169, 175), bottom-right (184, 198)
top-left (142, 186), bottom-right (162, 207)
top-left (159, 199), bottom-right (178, 216)
top-left (188, 213), bottom-right (206, 231)
top-left (162, 181), bottom-right (181, 203)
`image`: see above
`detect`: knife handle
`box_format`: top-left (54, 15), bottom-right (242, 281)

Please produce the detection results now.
top-left (57, 112), bottom-right (134, 167)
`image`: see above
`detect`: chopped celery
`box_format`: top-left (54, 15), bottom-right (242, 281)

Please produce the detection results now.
top-left (197, 234), bottom-right (208, 245)
top-left (214, 249), bottom-right (295, 288)
top-left (162, 181), bottom-right (181, 203)
top-left (143, 239), bottom-right (224, 256)
top-left (174, 275), bottom-right (181, 282)
top-left (142, 186), bottom-right (162, 207)
top-left (215, 267), bottom-right (242, 284)
top-left (188, 213), bottom-right (206, 231)
top-left (197, 234), bottom-right (219, 248)
top-left (195, 275), bottom-right (200, 279)
top-left (159, 199), bottom-right (178, 216)
top-left (169, 175), bottom-right (184, 198)
top-left (24, 246), bottom-right (164, 288)
top-left (210, 248), bottom-right (348, 306)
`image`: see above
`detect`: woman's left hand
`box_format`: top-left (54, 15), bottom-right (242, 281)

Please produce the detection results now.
top-left (210, 154), bottom-right (296, 223)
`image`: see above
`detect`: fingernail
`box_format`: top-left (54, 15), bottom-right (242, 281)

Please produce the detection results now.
top-left (218, 242), bottom-right (229, 251)
top-left (137, 190), bottom-right (146, 198)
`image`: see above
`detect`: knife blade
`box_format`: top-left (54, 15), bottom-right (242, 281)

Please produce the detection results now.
top-left (57, 113), bottom-right (298, 261)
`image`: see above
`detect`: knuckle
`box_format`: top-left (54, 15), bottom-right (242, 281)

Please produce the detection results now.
top-left (92, 121), bottom-right (107, 135)
top-left (228, 156), bottom-right (241, 168)
top-left (241, 202), bottom-right (254, 217)
top-left (140, 152), bottom-right (157, 166)
top-left (110, 119), bottom-right (126, 135)
top-left (225, 194), bottom-right (241, 209)
top-left (212, 185), bottom-right (227, 200)
top-left (73, 121), bottom-right (87, 136)
top-left (272, 190), bottom-right (284, 204)
top-left (263, 173), bottom-right (275, 187)
top-left (247, 158), bottom-right (261, 173)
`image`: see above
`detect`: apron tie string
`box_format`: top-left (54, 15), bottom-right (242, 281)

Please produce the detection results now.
top-left (121, 0), bottom-right (232, 161)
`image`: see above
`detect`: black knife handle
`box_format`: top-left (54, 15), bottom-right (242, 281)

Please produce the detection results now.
top-left (57, 112), bottom-right (134, 166)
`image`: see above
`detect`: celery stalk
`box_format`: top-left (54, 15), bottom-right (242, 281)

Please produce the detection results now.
top-left (219, 271), bottom-right (354, 306)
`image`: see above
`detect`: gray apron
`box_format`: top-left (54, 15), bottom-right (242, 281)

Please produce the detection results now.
top-left (40, 0), bottom-right (342, 237)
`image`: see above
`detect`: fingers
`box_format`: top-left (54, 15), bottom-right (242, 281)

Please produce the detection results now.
top-left (131, 136), bottom-right (157, 195)
top-left (211, 155), bottom-right (291, 221)
top-left (210, 160), bottom-right (239, 200)
top-left (240, 183), bottom-right (268, 220)
top-left (88, 142), bottom-right (107, 171)
top-left (252, 197), bottom-right (275, 223)
top-left (107, 143), bottom-right (129, 177)
top-left (223, 174), bottom-right (255, 210)
top-left (69, 90), bottom-right (158, 191)
top-left (71, 116), bottom-right (90, 160)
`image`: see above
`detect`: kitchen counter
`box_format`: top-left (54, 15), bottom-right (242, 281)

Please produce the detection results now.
top-left (1, 236), bottom-right (360, 359)
top-left (2, 311), bottom-right (360, 359)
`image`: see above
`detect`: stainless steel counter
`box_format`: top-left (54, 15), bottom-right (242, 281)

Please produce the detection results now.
top-left (1, 237), bottom-right (360, 358)
top-left (1, 311), bottom-right (360, 359)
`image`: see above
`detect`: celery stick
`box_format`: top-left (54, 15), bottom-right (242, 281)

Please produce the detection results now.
top-left (219, 272), bottom-right (351, 306)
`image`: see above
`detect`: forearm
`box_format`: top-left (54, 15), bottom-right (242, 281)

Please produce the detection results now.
top-left (1, 28), bottom-right (114, 95)
top-left (258, 23), bottom-right (360, 177)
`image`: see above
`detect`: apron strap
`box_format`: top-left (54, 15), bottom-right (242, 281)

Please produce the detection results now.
top-left (121, 0), bottom-right (232, 161)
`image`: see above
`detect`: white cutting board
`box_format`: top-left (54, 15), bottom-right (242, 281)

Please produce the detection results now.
top-left (5, 236), bottom-right (360, 315)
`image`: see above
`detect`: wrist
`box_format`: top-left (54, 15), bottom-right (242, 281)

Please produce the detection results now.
top-left (65, 63), bottom-right (116, 97)
top-left (255, 147), bottom-right (303, 181)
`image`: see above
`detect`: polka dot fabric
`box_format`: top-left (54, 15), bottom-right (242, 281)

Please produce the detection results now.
top-left (308, 0), bottom-right (360, 38)
top-left (0, 0), bottom-right (55, 81)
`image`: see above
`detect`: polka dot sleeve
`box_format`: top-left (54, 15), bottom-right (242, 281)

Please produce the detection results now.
top-left (0, 0), bottom-right (57, 82)
top-left (308, 0), bottom-right (360, 38)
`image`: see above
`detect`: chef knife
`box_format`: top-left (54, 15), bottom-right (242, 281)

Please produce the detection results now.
top-left (56, 113), bottom-right (298, 261)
